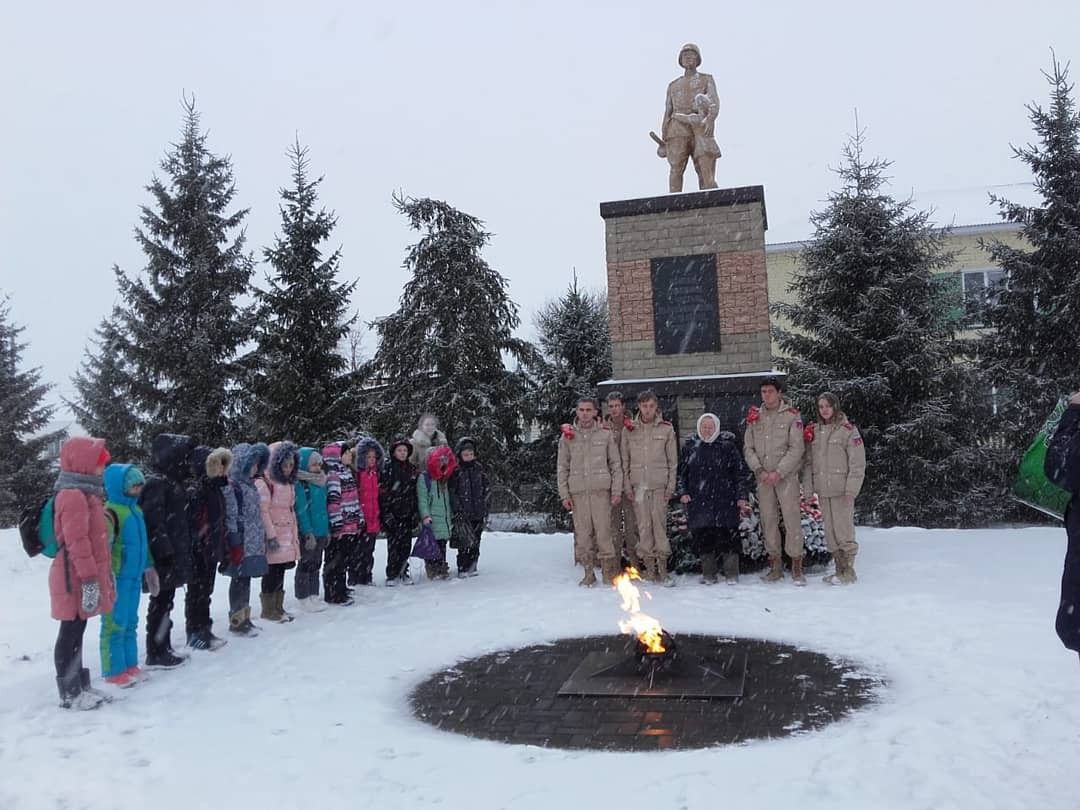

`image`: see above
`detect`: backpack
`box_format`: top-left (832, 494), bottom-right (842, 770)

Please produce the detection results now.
top-left (18, 497), bottom-right (58, 559)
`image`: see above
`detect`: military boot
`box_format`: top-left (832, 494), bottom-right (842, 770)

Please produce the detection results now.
top-left (823, 550), bottom-right (846, 585)
top-left (699, 552), bottom-right (719, 585)
top-left (791, 556), bottom-right (807, 586)
top-left (579, 566), bottom-right (597, 587)
top-left (722, 552), bottom-right (740, 584)
top-left (275, 592), bottom-right (295, 623)
top-left (601, 559), bottom-right (621, 586)
top-left (839, 550), bottom-right (858, 584)
top-left (761, 556), bottom-right (784, 582)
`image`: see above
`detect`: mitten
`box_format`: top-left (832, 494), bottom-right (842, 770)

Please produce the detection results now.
top-left (304, 534), bottom-right (317, 552)
top-left (268, 537), bottom-right (281, 553)
top-left (81, 580), bottom-right (100, 614)
top-left (143, 568), bottom-right (161, 597)
top-left (229, 545), bottom-right (244, 567)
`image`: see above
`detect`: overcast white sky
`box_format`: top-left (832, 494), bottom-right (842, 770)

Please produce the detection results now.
top-left (1, 0), bottom-right (1074, 411)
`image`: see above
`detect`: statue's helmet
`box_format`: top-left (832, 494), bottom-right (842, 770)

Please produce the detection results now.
top-left (678, 43), bottom-right (702, 68)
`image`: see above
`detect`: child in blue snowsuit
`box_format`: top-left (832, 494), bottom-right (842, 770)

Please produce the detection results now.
top-left (100, 464), bottom-right (158, 687)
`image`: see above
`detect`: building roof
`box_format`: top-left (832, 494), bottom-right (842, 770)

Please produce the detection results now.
top-left (765, 221), bottom-right (1023, 253)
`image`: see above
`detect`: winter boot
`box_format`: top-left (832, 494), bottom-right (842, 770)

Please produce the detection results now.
top-left (761, 556), bottom-right (784, 583)
top-left (656, 557), bottom-right (676, 588)
top-left (601, 558), bottom-right (621, 586)
top-left (57, 673), bottom-right (104, 711)
top-left (641, 558), bottom-right (659, 583)
top-left (123, 666), bottom-right (148, 684)
top-left (104, 673), bottom-right (135, 689)
top-left (260, 592), bottom-right (281, 622)
top-left (276, 592), bottom-right (295, 622)
top-left (823, 550), bottom-right (845, 585)
top-left (578, 559), bottom-right (597, 587)
top-left (722, 552), bottom-right (740, 584)
top-left (229, 609), bottom-right (251, 635)
top-left (839, 550), bottom-right (858, 584)
top-left (79, 668), bottom-right (114, 703)
top-left (791, 556), bottom-right (807, 587)
top-left (699, 552), bottom-right (719, 585)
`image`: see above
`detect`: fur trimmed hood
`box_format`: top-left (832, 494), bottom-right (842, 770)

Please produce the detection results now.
top-left (266, 441), bottom-right (300, 486)
top-left (355, 435), bottom-right (385, 468)
top-left (230, 442), bottom-right (271, 483)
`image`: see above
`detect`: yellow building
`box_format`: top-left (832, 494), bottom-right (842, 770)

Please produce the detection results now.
top-left (765, 222), bottom-right (1025, 349)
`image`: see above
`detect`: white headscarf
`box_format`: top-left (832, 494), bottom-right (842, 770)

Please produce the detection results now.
top-left (697, 413), bottom-right (721, 443)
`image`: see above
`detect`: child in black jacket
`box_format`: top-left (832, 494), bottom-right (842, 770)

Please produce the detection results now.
top-left (380, 437), bottom-right (419, 585)
top-left (449, 437), bottom-right (490, 578)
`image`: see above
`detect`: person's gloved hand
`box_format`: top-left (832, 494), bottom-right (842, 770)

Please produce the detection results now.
top-left (81, 579), bottom-right (100, 614)
top-left (143, 568), bottom-right (161, 597)
top-left (229, 545), bottom-right (244, 567)
top-left (268, 537), bottom-right (281, 553)
top-left (304, 534), bottom-right (317, 552)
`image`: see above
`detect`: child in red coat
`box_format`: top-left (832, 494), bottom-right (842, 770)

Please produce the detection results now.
top-left (351, 436), bottom-right (385, 586)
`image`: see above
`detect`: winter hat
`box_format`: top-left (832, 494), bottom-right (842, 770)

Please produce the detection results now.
top-left (389, 435), bottom-right (413, 457)
top-left (97, 447), bottom-right (112, 468)
top-left (455, 437), bottom-right (477, 457)
top-left (697, 413), bottom-right (721, 444)
top-left (123, 466), bottom-right (146, 493)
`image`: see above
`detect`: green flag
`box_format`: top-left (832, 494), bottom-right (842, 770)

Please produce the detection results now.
top-left (1013, 397), bottom-right (1072, 520)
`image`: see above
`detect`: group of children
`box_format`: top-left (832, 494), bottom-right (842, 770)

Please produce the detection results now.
top-left (44, 414), bottom-right (490, 711)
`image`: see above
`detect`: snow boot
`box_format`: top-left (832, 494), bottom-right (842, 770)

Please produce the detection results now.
top-left (124, 666), bottom-right (147, 684)
top-left (260, 593), bottom-right (281, 622)
top-left (299, 596), bottom-right (328, 613)
top-left (79, 668), bottom-right (113, 703)
top-left (57, 673), bottom-right (104, 711)
top-left (656, 557), bottom-right (676, 588)
top-left (104, 673), bottom-right (135, 689)
top-left (840, 550), bottom-right (858, 584)
top-left (722, 552), bottom-right (740, 584)
top-left (761, 556), bottom-right (784, 582)
top-left (791, 556), bottom-right (807, 587)
top-left (699, 552), bottom-right (719, 585)
top-left (276, 592), bottom-right (295, 622)
top-left (823, 550), bottom-right (845, 585)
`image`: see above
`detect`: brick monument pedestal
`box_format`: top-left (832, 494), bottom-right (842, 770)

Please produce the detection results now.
top-left (597, 186), bottom-right (778, 438)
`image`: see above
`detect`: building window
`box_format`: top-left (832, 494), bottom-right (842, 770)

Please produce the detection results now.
top-left (651, 254), bottom-right (721, 355)
top-left (960, 268), bottom-right (1005, 326)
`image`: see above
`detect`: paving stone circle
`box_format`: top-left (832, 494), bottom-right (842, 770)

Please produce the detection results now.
top-left (410, 634), bottom-right (884, 751)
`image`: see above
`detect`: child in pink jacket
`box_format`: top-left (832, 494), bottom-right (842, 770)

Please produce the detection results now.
top-left (256, 442), bottom-right (300, 622)
top-left (49, 436), bottom-right (117, 710)
top-left (352, 436), bottom-right (384, 586)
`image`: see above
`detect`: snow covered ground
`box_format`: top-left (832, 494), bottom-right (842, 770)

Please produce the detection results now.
top-left (0, 526), bottom-right (1076, 810)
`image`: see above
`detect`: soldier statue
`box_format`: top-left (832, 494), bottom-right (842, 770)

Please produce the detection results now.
top-left (650, 43), bottom-right (721, 193)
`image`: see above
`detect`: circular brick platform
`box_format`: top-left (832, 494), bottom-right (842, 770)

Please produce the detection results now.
top-left (410, 635), bottom-right (883, 751)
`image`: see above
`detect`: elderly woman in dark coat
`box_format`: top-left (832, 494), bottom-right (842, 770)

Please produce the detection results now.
top-left (677, 413), bottom-right (752, 584)
top-left (1045, 393), bottom-right (1080, 659)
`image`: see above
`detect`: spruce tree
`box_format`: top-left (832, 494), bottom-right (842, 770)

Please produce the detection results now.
top-left (69, 311), bottom-right (144, 463)
top-left (773, 130), bottom-right (1002, 528)
top-left (248, 140), bottom-right (356, 444)
top-left (369, 196), bottom-right (534, 475)
top-left (0, 296), bottom-right (65, 525)
top-left (113, 97), bottom-right (254, 448)
top-left (977, 56), bottom-right (1080, 457)
top-left (519, 274), bottom-right (611, 516)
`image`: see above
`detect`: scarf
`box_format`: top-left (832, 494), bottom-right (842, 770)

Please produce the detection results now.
top-left (297, 469), bottom-right (328, 488)
top-left (54, 471), bottom-right (104, 499)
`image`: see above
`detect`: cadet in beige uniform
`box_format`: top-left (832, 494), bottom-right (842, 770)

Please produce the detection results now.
top-left (557, 397), bottom-right (624, 587)
top-left (605, 392), bottom-right (639, 568)
top-left (621, 391), bottom-right (678, 585)
top-left (801, 392), bottom-right (866, 585)
top-left (743, 378), bottom-right (806, 584)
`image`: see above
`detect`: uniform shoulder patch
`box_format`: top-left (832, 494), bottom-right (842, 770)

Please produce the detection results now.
top-left (559, 424), bottom-right (575, 441)
top-left (803, 423), bottom-right (816, 444)
top-left (746, 406), bottom-right (761, 424)
top-left (842, 422), bottom-right (854, 431)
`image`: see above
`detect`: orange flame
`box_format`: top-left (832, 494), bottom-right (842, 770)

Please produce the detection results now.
top-left (612, 566), bottom-right (666, 653)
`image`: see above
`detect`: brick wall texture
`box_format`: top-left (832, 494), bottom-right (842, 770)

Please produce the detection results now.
top-left (605, 199), bottom-right (771, 379)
